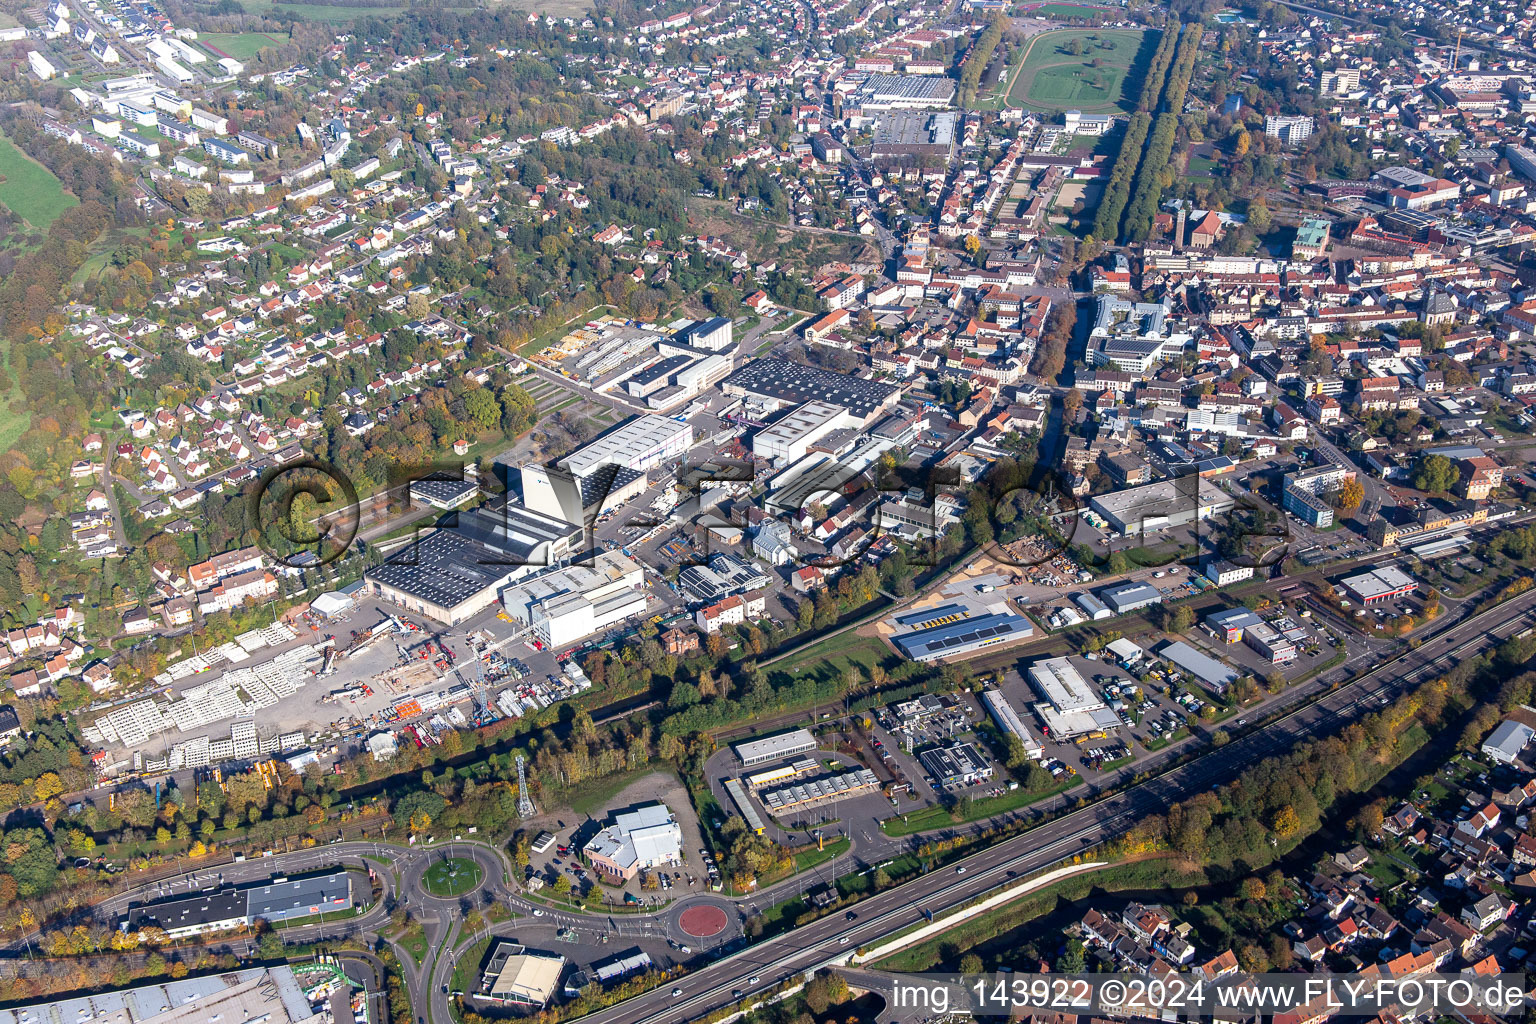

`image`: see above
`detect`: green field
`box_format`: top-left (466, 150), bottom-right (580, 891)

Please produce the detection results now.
top-left (232, 0), bottom-right (481, 22)
top-left (450, 936), bottom-right (492, 995)
top-left (198, 30), bottom-right (293, 62)
top-left (1031, 2), bottom-right (1117, 17)
top-left (422, 857), bottom-right (482, 897)
top-left (1005, 28), bottom-right (1149, 113)
top-left (0, 131), bottom-right (77, 232)
top-left (766, 632), bottom-right (898, 686)
top-left (1186, 154), bottom-right (1218, 179)
top-left (0, 345), bottom-right (30, 455)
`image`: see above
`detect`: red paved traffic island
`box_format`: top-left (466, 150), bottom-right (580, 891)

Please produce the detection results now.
top-left (678, 904), bottom-right (729, 938)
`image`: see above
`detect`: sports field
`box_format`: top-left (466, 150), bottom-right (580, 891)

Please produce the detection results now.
top-left (1005, 28), bottom-right (1150, 114)
top-left (199, 31), bottom-right (292, 62)
top-left (1025, 2), bottom-right (1120, 17)
top-left (0, 131), bottom-right (76, 232)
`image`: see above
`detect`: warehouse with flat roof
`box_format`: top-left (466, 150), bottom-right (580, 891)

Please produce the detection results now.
top-left (1483, 719), bottom-right (1536, 765)
top-left (410, 474), bottom-right (479, 510)
top-left (498, 550), bottom-right (647, 648)
top-left (1026, 656), bottom-right (1122, 738)
top-left (560, 414), bottom-right (693, 481)
top-left (722, 359), bottom-right (900, 424)
top-left (891, 610), bottom-right (1035, 661)
top-left (123, 868), bottom-right (352, 939)
top-left (1339, 566), bottom-right (1418, 605)
top-left (753, 401), bottom-right (851, 463)
top-left (1098, 580), bottom-right (1162, 615)
top-left (0, 967), bottom-right (325, 1024)
top-left (856, 73), bottom-right (957, 111)
top-left (982, 688), bottom-right (1044, 758)
top-left (919, 742), bottom-right (993, 788)
top-left (364, 501), bottom-right (582, 624)
top-left (1089, 477), bottom-right (1235, 536)
top-left (871, 110), bottom-right (959, 162)
top-left (734, 727), bottom-right (818, 766)
top-left (1157, 641), bottom-right (1239, 692)
top-left (1205, 607), bottom-right (1263, 643)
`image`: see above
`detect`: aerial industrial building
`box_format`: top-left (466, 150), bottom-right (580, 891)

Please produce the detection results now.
top-left (871, 110), bottom-right (959, 163)
top-left (583, 803), bottom-right (684, 882)
top-left (734, 727), bottom-right (818, 766)
top-left (981, 688), bottom-right (1044, 759)
top-left (0, 967), bottom-right (329, 1024)
top-left (498, 550), bottom-right (648, 647)
top-left (364, 499), bottom-right (582, 624)
top-left (919, 742), bottom-right (994, 788)
top-left (1089, 477), bottom-right (1235, 536)
top-left (752, 401), bottom-right (851, 464)
top-left (560, 414), bottom-right (693, 483)
top-left (888, 600), bottom-right (1035, 662)
top-left (1205, 607), bottom-right (1264, 644)
top-left (1483, 719), bottom-right (1536, 765)
top-left (722, 359), bottom-right (901, 425)
top-left (852, 73), bottom-right (957, 112)
top-left (1339, 566), bottom-right (1418, 605)
top-left (1157, 641), bottom-right (1239, 692)
top-left (122, 869), bottom-right (352, 939)
top-left (1097, 580), bottom-right (1162, 615)
top-left (1025, 657), bottom-right (1122, 739)
top-left (672, 316), bottom-right (733, 351)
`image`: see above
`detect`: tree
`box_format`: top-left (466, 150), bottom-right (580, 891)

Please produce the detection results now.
top-left (1246, 199), bottom-right (1272, 235)
top-left (1056, 937), bottom-right (1086, 973)
top-left (1237, 944), bottom-right (1269, 972)
top-left (1164, 604), bottom-right (1195, 633)
top-left (1355, 800), bottom-right (1386, 836)
top-left (959, 953), bottom-right (984, 974)
top-left (1413, 454), bottom-right (1457, 494)
top-left (1332, 477), bottom-right (1364, 512)
top-left (1269, 804), bottom-right (1301, 838)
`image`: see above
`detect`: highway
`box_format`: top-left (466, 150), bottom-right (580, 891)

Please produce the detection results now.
top-left (55, 584), bottom-right (1536, 1024)
top-left (568, 586), bottom-right (1536, 1024)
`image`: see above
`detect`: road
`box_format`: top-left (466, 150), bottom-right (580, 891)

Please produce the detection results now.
top-left (59, 578), bottom-right (1536, 1024)
top-left (569, 585), bottom-right (1536, 1024)
top-left (1307, 426), bottom-right (1396, 523)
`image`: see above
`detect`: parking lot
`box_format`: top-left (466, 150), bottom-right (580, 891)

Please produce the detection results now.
top-left (523, 772), bottom-right (715, 909)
